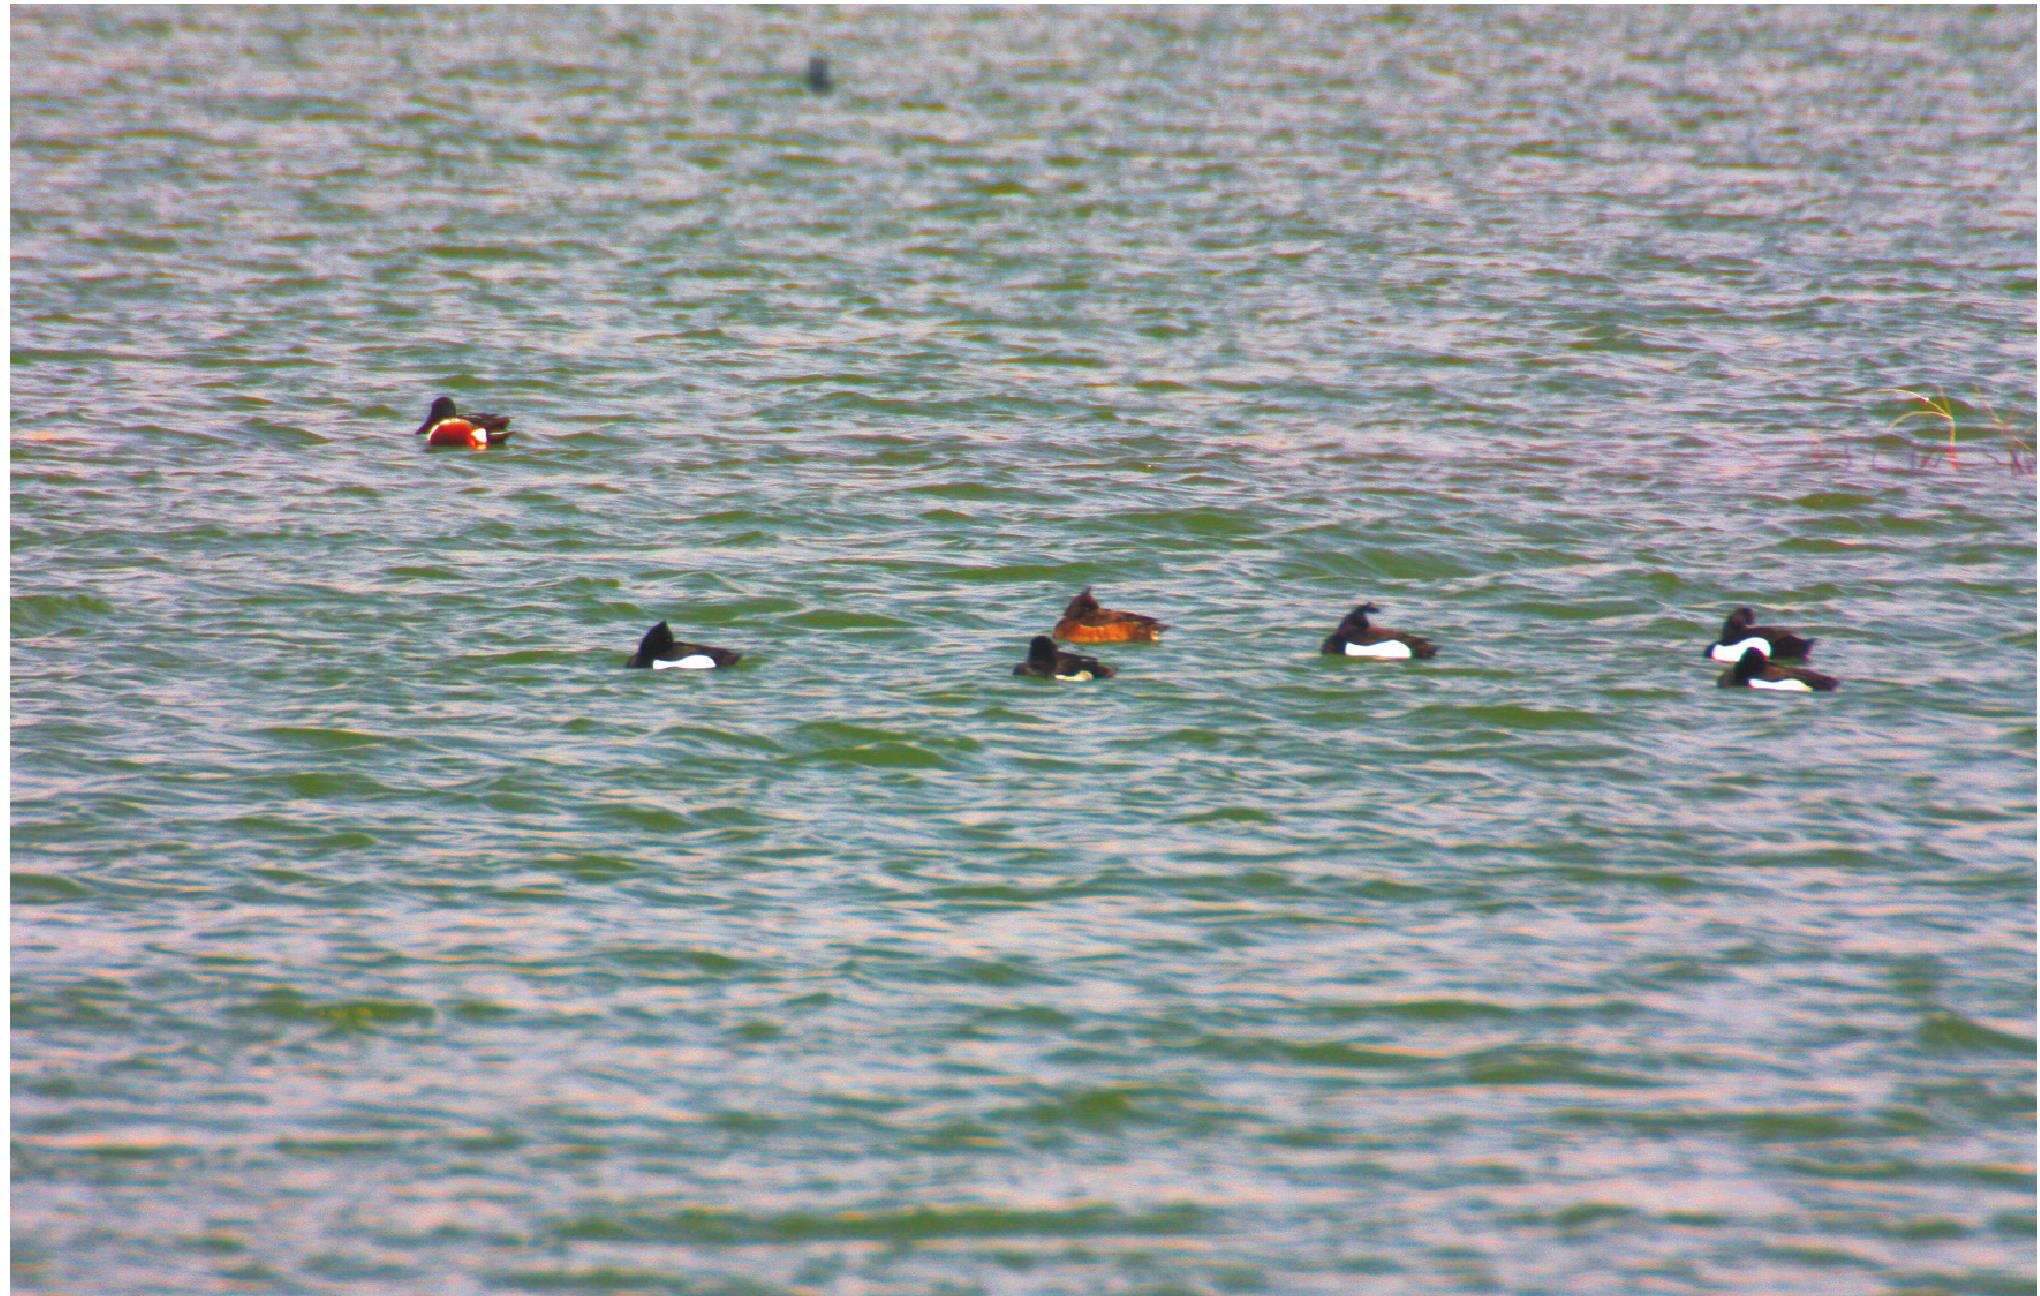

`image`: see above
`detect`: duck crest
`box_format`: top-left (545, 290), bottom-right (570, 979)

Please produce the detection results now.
top-left (1336, 602), bottom-right (1380, 636)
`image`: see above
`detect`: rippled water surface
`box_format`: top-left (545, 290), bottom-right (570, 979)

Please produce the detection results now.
top-left (12, 7), bottom-right (2036, 1294)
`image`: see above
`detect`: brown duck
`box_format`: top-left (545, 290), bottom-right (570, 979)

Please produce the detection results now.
top-left (1051, 587), bottom-right (1169, 644)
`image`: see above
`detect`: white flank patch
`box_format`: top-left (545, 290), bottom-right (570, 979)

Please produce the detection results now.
top-left (653, 654), bottom-right (718, 670)
top-left (1056, 670), bottom-right (1095, 682)
top-left (1748, 676), bottom-right (1812, 692)
top-left (1344, 639), bottom-right (1413, 659)
top-left (1710, 636), bottom-right (1772, 663)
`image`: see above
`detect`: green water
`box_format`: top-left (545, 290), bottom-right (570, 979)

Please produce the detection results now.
top-left (12, 7), bottom-right (2035, 1294)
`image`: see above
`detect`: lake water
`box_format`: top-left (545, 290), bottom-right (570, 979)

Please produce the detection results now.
top-left (11, 7), bottom-right (2035, 1294)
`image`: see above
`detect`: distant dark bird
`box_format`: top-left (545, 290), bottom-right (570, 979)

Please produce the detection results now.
top-left (415, 395), bottom-right (511, 450)
top-left (626, 621), bottom-right (743, 671)
top-left (1705, 607), bottom-right (1815, 663)
top-left (805, 55), bottom-right (831, 93)
top-left (1717, 646), bottom-right (1838, 693)
top-left (1051, 588), bottom-right (1169, 644)
top-left (1320, 602), bottom-right (1438, 660)
top-left (1013, 635), bottom-right (1114, 681)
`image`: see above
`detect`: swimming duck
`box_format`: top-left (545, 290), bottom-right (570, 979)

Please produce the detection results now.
top-left (1013, 635), bottom-right (1115, 681)
top-left (416, 396), bottom-right (512, 450)
top-left (1717, 646), bottom-right (1838, 692)
top-left (1051, 588), bottom-right (1169, 644)
top-left (1705, 607), bottom-right (1814, 663)
top-left (1320, 602), bottom-right (1438, 659)
top-left (626, 621), bottom-right (742, 670)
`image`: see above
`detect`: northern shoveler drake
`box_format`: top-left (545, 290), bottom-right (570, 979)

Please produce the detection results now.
top-left (1717, 645), bottom-right (1838, 692)
top-left (1704, 607), bottom-right (1815, 663)
top-left (1013, 635), bottom-right (1114, 681)
top-left (626, 621), bottom-right (743, 670)
top-left (1320, 602), bottom-right (1438, 659)
top-left (1051, 588), bottom-right (1169, 644)
top-left (416, 396), bottom-right (512, 450)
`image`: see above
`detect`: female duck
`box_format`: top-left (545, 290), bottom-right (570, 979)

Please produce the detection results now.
top-left (416, 396), bottom-right (512, 450)
top-left (1320, 602), bottom-right (1437, 660)
top-left (1705, 607), bottom-right (1814, 663)
top-left (1051, 588), bottom-right (1169, 644)
top-left (1013, 635), bottom-right (1115, 681)
top-left (1718, 646), bottom-right (1838, 692)
top-left (627, 621), bottom-right (742, 670)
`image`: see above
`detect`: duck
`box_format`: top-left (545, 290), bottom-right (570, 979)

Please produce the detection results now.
top-left (626, 621), bottom-right (742, 670)
top-left (1320, 602), bottom-right (1438, 660)
top-left (1705, 607), bottom-right (1814, 663)
top-left (415, 396), bottom-right (512, 449)
top-left (1013, 635), bottom-right (1115, 681)
top-left (1717, 645), bottom-right (1838, 692)
top-left (1050, 587), bottom-right (1169, 644)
